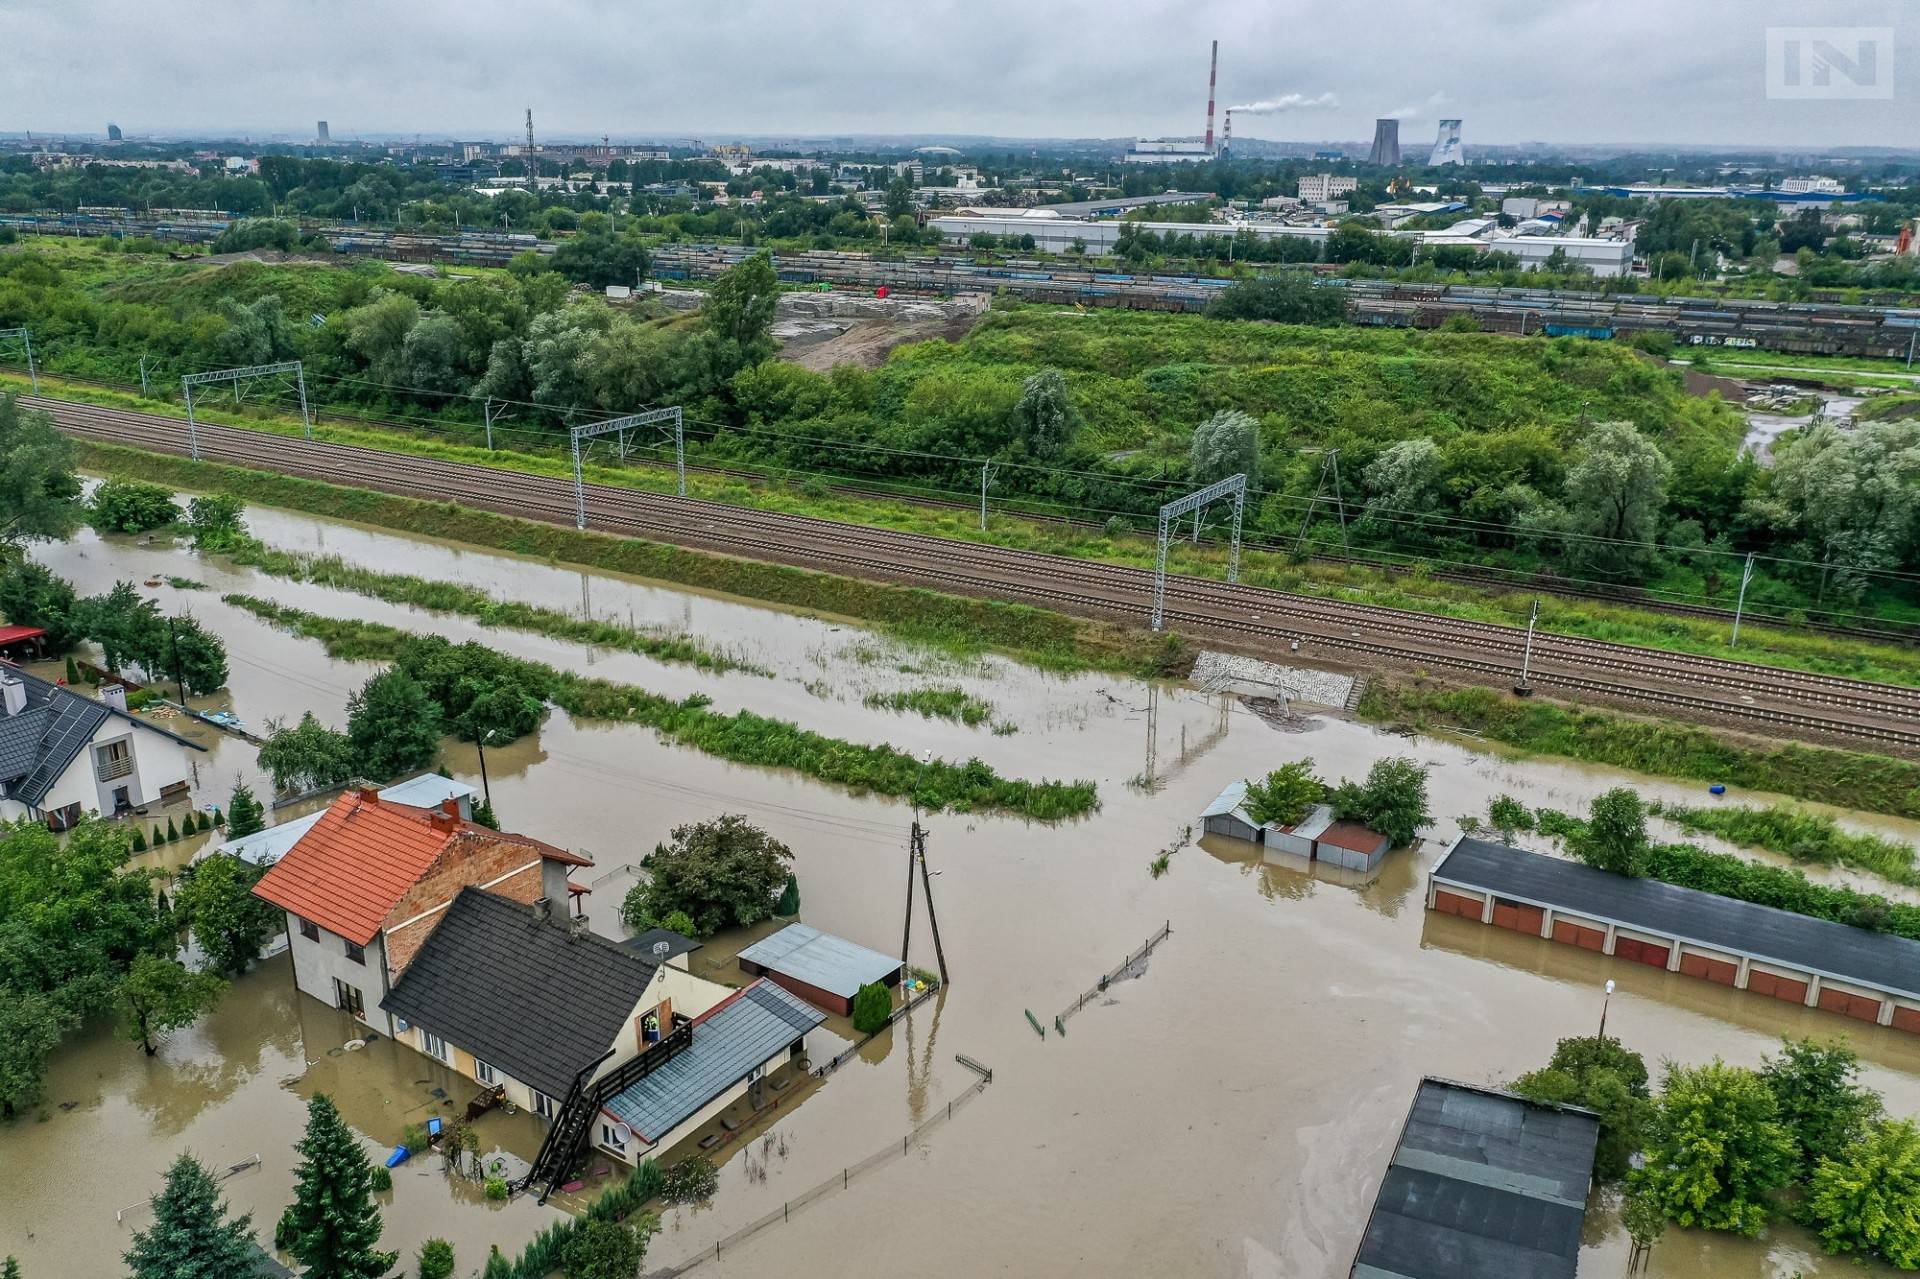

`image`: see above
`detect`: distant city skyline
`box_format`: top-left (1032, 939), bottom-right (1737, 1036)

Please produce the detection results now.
top-left (1, 0), bottom-right (1911, 149)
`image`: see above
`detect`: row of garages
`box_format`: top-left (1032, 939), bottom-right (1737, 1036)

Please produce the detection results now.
top-left (1429, 838), bottom-right (1920, 1033)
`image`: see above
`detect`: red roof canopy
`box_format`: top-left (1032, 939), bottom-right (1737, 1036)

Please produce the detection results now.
top-left (0, 625), bottom-right (48, 646)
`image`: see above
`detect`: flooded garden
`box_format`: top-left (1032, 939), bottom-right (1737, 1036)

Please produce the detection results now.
top-left (7, 498), bottom-right (1920, 1276)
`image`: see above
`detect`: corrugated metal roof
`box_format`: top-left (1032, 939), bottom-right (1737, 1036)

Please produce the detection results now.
top-left (1435, 838), bottom-right (1920, 999)
top-left (735, 923), bottom-right (901, 1000)
top-left (1200, 781), bottom-right (1249, 819)
top-left (1352, 1078), bottom-right (1599, 1279)
top-left (600, 981), bottom-right (822, 1142)
top-left (385, 888), bottom-right (659, 1100)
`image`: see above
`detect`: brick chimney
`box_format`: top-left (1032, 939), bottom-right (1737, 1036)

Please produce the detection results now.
top-left (357, 785), bottom-right (380, 803)
top-left (440, 798), bottom-right (461, 820)
top-left (429, 808), bottom-right (457, 832)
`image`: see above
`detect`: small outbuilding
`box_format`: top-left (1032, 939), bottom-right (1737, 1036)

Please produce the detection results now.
top-left (736, 923), bottom-right (902, 1016)
top-left (1351, 1077), bottom-right (1600, 1279)
top-left (1200, 782), bottom-right (1393, 872)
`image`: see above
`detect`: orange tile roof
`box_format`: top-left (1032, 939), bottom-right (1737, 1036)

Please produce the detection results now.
top-left (251, 791), bottom-right (587, 946)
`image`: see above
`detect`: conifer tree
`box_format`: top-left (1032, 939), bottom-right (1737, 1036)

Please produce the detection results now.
top-left (280, 1094), bottom-right (397, 1279)
top-left (224, 783), bottom-right (265, 839)
top-left (124, 1153), bottom-right (258, 1279)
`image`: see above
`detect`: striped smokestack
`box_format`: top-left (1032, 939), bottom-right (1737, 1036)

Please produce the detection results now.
top-left (1204, 40), bottom-right (1218, 153)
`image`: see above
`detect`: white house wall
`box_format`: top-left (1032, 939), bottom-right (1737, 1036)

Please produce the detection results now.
top-left (284, 911), bottom-right (393, 1034)
top-left (29, 717), bottom-right (197, 821)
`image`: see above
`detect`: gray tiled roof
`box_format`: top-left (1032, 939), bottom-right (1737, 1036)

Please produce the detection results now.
top-left (1352, 1079), bottom-right (1599, 1279)
top-left (0, 665), bottom-right (204, 808)
top-left (735, 923), bottom-right (901, 1000)
top-left (600, 981), bottom-right (822, 1143)
top-left (384, 888), bottom-right (661, 1100)
top-left (1435, 837), bottom-right (1920, 999)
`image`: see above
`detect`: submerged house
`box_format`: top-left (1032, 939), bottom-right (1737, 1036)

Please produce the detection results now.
top-left (385, 887), bottom-right (823, 1195)
top-left (0, 665), bottom-right (203, 830)
top-left (250, 786), bottom-right (591, 1032)
top-left (1200, 781), bottom-right (1391, 872)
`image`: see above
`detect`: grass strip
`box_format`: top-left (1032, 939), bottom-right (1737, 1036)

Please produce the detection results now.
top-left (1360, 676), bottom-right (1920, 821)
top-left (31, 372), bottom-right (1920, 687)
top-left (76, 439), bottom-right (1186, 679)
top-left (862, 685), bottom-right (1001, 729)
top-left (217, 538), bottom-right (770, 677)
top-left (1653, 801), bottom-right (1920, 888)
top-left (222, 594), bottom-right (1099, 821)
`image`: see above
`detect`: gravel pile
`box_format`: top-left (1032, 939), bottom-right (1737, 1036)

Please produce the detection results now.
top-left (1190, 650), bottom-right (1355, 709)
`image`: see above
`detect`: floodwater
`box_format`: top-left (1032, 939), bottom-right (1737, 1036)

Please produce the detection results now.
top-left (1742, 390), bottom-right (1865, 463)
top-left (8, 501), bottom-right (1920, 1276)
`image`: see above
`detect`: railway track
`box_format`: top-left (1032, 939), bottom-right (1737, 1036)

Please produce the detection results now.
top-left (40, 395), bottom-right (1920, 750)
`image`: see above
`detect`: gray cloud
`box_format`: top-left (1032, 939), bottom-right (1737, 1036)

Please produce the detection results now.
top-left (0, 0), bottom-right (1912, 146)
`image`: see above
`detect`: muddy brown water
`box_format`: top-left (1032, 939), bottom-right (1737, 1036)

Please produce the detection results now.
top-left (7, 503), bottom-right (1920, 1276)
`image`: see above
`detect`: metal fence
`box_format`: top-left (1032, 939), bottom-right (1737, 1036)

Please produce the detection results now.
top-left (1051, 921), bottom-right (1173, 1035)
top-left (813, 981), bottom-right (941, 1078)
top-left (650, 1057), bottom-right (993, 1275)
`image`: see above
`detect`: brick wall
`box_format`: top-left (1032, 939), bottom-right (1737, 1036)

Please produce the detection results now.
top-left (381, 839), bottom-right (548, 976)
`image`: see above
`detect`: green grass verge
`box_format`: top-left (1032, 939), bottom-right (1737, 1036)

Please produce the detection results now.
top-left (1653, 801), bottom-right (1920, 888)
top-left (1361, 676), bottom-right (1920, 821)
top-left (222, 594), bottom-right (1099, 821)
top-left (27, 371), bottom-right (1920, 688)
top-left (216, 538), bottom-right (771, 676)
top-left (75, 439), bottom-right (1185, 679)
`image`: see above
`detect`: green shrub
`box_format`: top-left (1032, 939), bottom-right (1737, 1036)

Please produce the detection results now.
top-left (660, 1156), bottom-right (718, 1205)
top-left (63, 655), bottom-right (78, 684)
top-left (774, 873), bottom-right (800, 917)
top-left (483, 1175), bottom-right (508, 1201)
top-left (416, 1237), bottom-right (455, 1279)
top-left (369, 1165), bottom-right (393, 1192)
top-left (88, 479), bottom-right (180, 533)
top-left (851, 982), bottom-right (892, 1034)
top-left (129, 827), bottom-right (147, 852)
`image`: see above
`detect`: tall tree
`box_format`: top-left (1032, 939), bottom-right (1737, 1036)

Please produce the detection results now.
top-left (0, 560), bottom-right (82, 650)
top-left (223, 782), bottom-right (266, 839)
top-left (75, 581), bottom-right (165, 675)
top-left (1633, 1059), bottom-right (1797, 1236)
top-left (1009, 369), bottom-right (1081, 461)
top-left (1761, 1037), bottom-right (1883, 1175)
top-left (1511, 1035), bottom-right (1651, 1182)
top-left (1807, 1117), bottom-right (1920, 1268)
top-left (1329, 756), bottom-right (1431, 847)
top-left (158, 615), bottom-right (229, 696)
top-left (124, 1153), bottom-right (259, 1279)
top-left (256, 712), bottom-right (356, 794)
top-left (1242, 760), bottom-right (1326, 826)
top-left (175, 854), bottom-right (279, 976)
top-left (1570, 788), bottom-right (1650, 877)
top-left (0, 988), bottom-right (67, 1119)
top-left (629, 815), bottom-right (793, 937)
top-left (1751, 422), bottom-right (1920, 602)
top-left (561, 1218), bottom-right (650, 1279)
top-left (1189, 409), bottom-right (1259, 486)
top-left (117, 953), bottom-right (225, 1056)
top-left (280, 1094), bottom-right (396, 1279)
top-left (1562, 422), bottom-right (1670, 574)
top-left (0, 394), bottom-right (82, 552)
top-left (702, 252), bottom-right (779, 356)
top-left (345, 668), bottom-right (444, 781)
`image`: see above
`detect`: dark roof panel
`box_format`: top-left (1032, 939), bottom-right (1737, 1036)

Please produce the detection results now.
top-left (1352, 1079), bottom-right (1599, 1279)
top-left (384, 889), bottom-right (660, 1099)
top-left (1435, 837), bottom-right (1920, 998)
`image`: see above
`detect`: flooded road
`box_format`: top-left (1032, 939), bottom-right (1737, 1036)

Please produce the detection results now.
top-left (7, 501), bottom-right (1920, 1276)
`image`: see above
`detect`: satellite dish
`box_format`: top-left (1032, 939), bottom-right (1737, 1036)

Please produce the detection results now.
top-left (612, 1122), bottom-right (632, 1144)
top-left (652, 941), bottom-right (671, 957)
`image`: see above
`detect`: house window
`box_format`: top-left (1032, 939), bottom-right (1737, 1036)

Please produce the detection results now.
top-left (532, 1091), bottom-right (558, 1122)
top-left (345, 940), bottom-right (366, 966)
top-left (422, 1031), bottom-right (448, 1062)
top-left (94, 739), bottom-right (133, 782)
top-left (299, 917), bottom-right (320, 942)
top-left (600, 1122), bottom-right (627, 1151)
top-left (476, 1060), bottom-right (497, 1085)
top-left (333, 978), bottom-right (365, 1020)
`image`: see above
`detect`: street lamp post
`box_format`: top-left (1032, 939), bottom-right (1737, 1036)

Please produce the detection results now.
top-left (474, 730), bottom-right (497, 810)
top-left (1598, 978), bottom-right (1616, 1039)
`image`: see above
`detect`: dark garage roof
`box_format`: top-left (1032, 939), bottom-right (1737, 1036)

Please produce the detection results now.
top-left (384, 889), bottom-right (660, 1099)
top-left (1434, 837), bottom-right (1920, 999)
top-left (1352, 1078), bottom-right (1599, 1279)
top-left (0, 664), bottom-right (204, 807)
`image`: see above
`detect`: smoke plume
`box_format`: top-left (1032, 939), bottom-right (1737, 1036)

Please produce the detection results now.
top-left (1385, 91), bottom-right (1449, 120)
top-left (1226, 92), bottom-right (1338, 115)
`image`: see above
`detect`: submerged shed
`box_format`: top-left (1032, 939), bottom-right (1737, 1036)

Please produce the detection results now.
top-left (1352, 1077), bottom-right (1600, 1279)
top-left (735, 923), bottom-right (901, 1016)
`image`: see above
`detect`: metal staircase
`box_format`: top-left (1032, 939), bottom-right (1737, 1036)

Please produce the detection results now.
top-left (518, 1016), bottom-right (695, 1202)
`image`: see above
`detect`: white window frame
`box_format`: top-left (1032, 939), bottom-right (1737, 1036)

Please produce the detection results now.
top-left (475, 1059), bottom-right (497, 1085)
top-left (422, 1030), bottom-right (448, 1062)
top-left (533, 1090), bottom-right (558, 1121)
top-left (600, 1122), bottom-right (627, 1151)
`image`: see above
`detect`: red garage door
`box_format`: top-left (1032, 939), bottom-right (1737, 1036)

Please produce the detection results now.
top-left (1748, 970), bottom-right (1809, 1004)
top-left (1678, 953), bottom-right (1739, 986)
top-left (1614, 937), bottom-right (1670, 968)
top-left (1552, 921), bottom-right (1607, 952)
top-left (1432, 890), bottom-right (1482, 919)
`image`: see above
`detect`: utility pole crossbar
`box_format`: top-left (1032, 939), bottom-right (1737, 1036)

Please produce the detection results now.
top-left (1152, 473), bottom-right (1246, 632)
top-left (0, 327), bottom-right (37, 392)
top-left (181, 360), bottom-right (310, 459)
top-left (569, 406), bottom-right (684, 529)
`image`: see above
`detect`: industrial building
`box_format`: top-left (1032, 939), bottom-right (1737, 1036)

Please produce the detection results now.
top-left (1428, 119), bottom-right (1464, 165)
top-left (1297, 173), bottom-right (1357, 203)
top-left (316, 121), bottom-right (329, 144)
top-left (1429, 838), bottom-right (1920, 1034)
top-left (1351, 1078), bottom-right (1600, 1279)
top-left (1367, 118), bottom-right (1400, 167)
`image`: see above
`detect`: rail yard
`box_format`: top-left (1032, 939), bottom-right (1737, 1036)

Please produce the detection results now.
top-left (34, 392), bottom-right (1920, 752)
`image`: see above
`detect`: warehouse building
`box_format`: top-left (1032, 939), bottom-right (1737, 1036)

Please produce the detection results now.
top-left (1428, 838), bottom-right (1920, 1033)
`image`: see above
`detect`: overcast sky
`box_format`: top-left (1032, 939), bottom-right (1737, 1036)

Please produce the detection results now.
top-left (1, 0), bottom-right (1912, 148)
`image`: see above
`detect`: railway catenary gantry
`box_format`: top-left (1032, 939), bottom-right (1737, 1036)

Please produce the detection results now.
top-left (32, 391), bottom-right (1920, 752)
